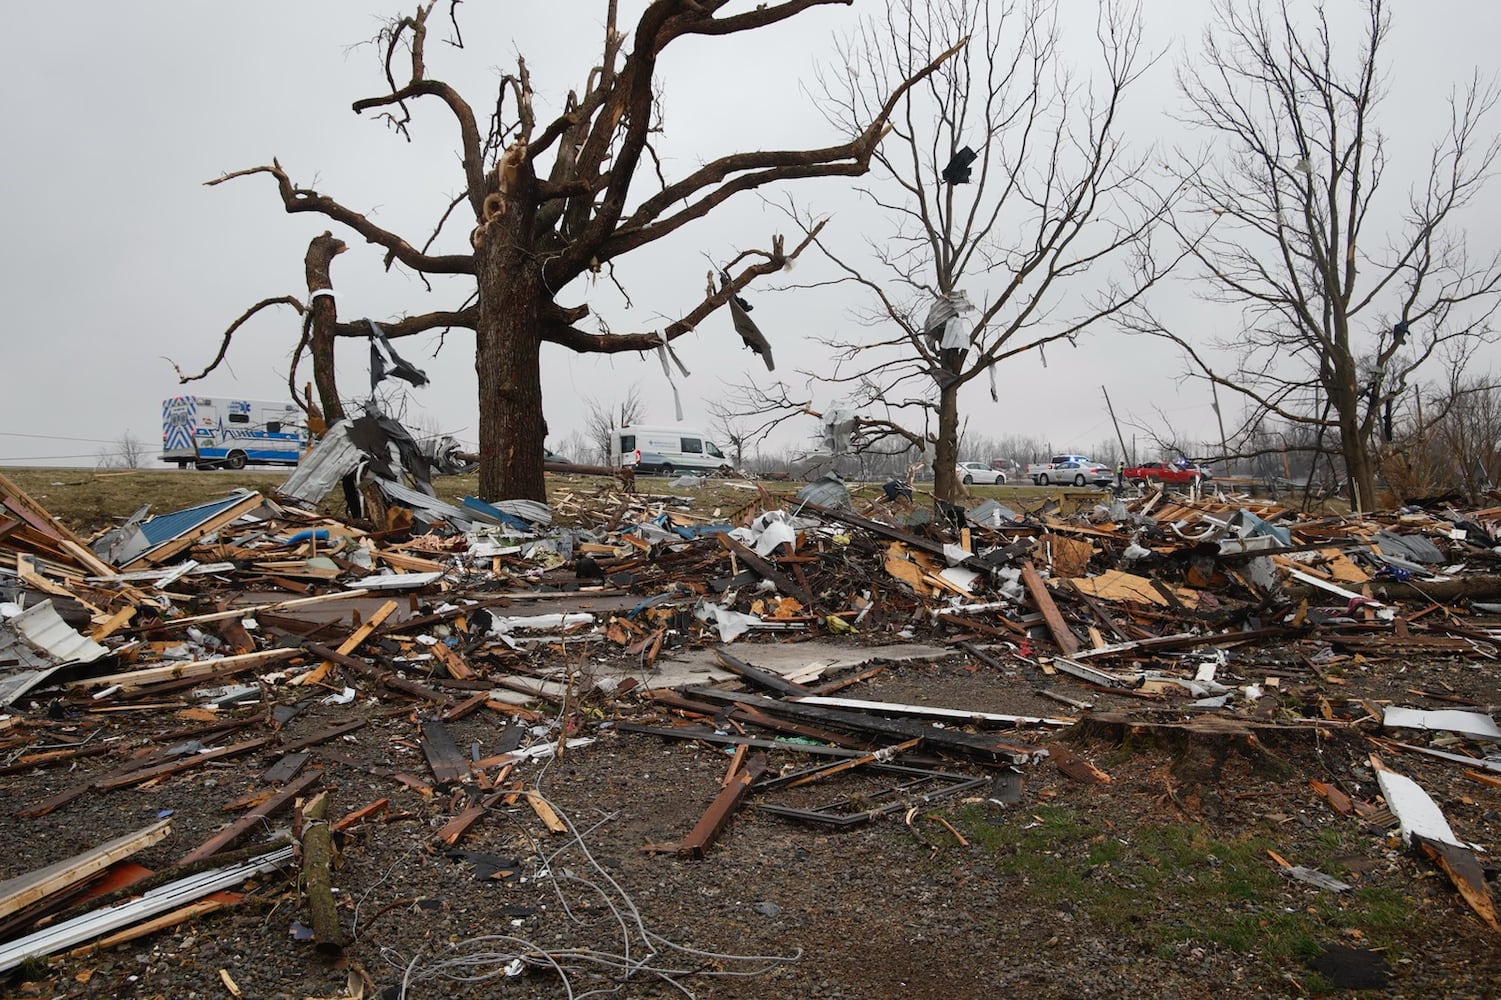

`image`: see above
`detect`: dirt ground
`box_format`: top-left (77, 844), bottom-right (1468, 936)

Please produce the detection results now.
top-left (1, 637), bottom-right (1498, 1000)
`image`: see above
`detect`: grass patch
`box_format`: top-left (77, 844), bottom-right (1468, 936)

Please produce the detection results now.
top-left (2, 467), bottom-right (1111, 536)
top-left (957, 803), bottom-right (1420, 965)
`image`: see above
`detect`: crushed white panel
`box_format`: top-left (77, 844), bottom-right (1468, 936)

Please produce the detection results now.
top-left (1383, 707), bottom-right (1501, 742)
top-left (0, 845), bottom-right (293, 973)
top-left (489, 613), bottom-right (596, 633)
top-left (348, 570), bottom-right (448, 591)
top-left (7, 600), bottom-right (107, 665)
top-left (938, 566), bottom-right (982, 592)
top-left (792, 695), bottom-right (1071, 727)
top-left (1374, 762), bottom-right (1460, 847)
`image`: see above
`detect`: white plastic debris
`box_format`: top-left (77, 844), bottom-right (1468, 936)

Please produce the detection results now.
top-left (321, 687), bottom-right (357, 706)
top-left (695, 602), bottom-right (762, 643)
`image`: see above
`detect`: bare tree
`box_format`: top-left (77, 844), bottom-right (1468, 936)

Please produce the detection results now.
top-left (728, 0), bottom-right (1177, 501)
top-left (583, 385), bottom-right (645, 465)
top-left (97, 432), bottom-right (147, 470)
top-left (188, 2), bottom-right (962, 502)
top-left (1129, 0), bottom-right (1501, 511)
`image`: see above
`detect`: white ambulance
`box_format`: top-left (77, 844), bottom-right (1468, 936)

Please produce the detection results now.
top-left (160, 396), bottom-right (307, 469)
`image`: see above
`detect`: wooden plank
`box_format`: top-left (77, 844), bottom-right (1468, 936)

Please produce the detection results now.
top-left (142, 589), bottom-right (375, 631)
top-left (420, 719), bottom-right (470, 787)
top-left (278, 719), bottom-right (368, 754)
top-left (65, 648), bottom-right (300, 690)
top-left (679, 754), bottom-right (767, 858)
top-left (176, 770), bottom-right (323, 866)
top-left (1019, 560), bottom-right (1081, 656)
top-left (432, 805), bottom-right (488, 846)
top-left (291, 599), bottom-right (399, 687)
top-left (713, 649), bottom-right (811, 696)
top-left (0, 819), bottom-right (172, 921)
top-left (717, 533), bottom-right (813, 604)
top-left (332, 798), bottom-right (389, 833)
top-left (88, 606), bottom-right (136, 642)
top-left (95, 738), bottom-right (273, 791)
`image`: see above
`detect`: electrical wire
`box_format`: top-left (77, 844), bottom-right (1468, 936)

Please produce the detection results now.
top-left (375, 756), bottom-right (801, 998)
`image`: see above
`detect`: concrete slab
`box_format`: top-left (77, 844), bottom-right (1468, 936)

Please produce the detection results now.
top-left (497, 641), bottom-right (952, 699)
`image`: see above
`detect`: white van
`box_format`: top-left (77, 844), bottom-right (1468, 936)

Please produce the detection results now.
top-left (610, 425), bottom-right (733, 476)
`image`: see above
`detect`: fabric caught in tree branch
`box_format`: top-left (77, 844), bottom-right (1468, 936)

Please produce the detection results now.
top-left (367, 321), bottom-right (429, 394)
top-left (722, 272), bottom-right (775, 372)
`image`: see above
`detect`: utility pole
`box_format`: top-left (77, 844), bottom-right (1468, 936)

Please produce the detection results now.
top-left (1102, 387), bottom-right (1130, 467)
top-left (1209, 382), bottom-right (1230, 475)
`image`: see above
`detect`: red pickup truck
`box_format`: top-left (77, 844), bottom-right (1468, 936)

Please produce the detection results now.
top-left (1122, 460), bottom-right (1211, 486)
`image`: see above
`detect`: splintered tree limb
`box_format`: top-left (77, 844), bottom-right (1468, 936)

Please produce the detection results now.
top-left (205, 161), bottom-right (474, 275)
top-left (169, 296), bottom-right (306, 384)
top-left (550, 17), bottom-right (966, 284)
top-left (299, 791), bottom-right (345, 954)
top-left (542, 225), bottom-right (824, 356)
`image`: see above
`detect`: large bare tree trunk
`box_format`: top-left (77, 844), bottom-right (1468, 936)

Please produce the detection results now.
top-left (475, 217), bottom-right (547, 502)
top-left (303, 232), bottom-right (347, 423)
top-left (933, 377), bottom-right (961, 502)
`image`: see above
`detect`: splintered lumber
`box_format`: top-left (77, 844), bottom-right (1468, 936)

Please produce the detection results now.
top-left (177, 770), bottom-right (323, 867)
top-left (95, 737), bottom-right (273, 791)
top-left (0, 819), bottom-right (172, 921)
top-left (65, 648), bottom-right (301, 690)
top-left (680, 753), bottom-right (768, 859)
top-left (714, 649), bottom-right (811, 696)
top-left (684, 687), bottom-right (1040, 764)
top-left (0, 846), bottom-right (294, 973)
top-left (523, 791), bottom-right (568, 834)
top-left (149, 589), bottom-right (375, 630)
top-left (433, 804), bottom-right (488, 846)
top-left (334, 798), bottom-right (390, 833)
top-left (302, 642), bottom-right (446, 702)
top-left (279, 719), bottom-right (368, 754)
top-left (292, 599), bottom-right (399, 687)
top-left (420, 719), bottom-right (470, 787)
top-left (299, 792), bottom-right (345, 954)
top-left (717, 534), bottom-right (812, 604)
top-left (1019, 561), bottom-right (1080, 656)
top-left (432, 642), bottom-right (477, 680)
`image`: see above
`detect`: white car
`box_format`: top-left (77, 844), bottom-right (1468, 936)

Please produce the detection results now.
top-left (956, 461), bottom-right (1007, 485)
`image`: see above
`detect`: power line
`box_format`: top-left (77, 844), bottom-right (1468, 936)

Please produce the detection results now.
top-left (0, 454), bottom-right (109, 462)
top-left (0, 431), bottom-right (126, 445)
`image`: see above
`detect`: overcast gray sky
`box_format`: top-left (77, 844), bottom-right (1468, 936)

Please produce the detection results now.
top-left (4, 1), bottom-right (1499, 469)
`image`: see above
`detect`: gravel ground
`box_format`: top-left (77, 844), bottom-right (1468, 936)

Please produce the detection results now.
top-left (1, 645), bottom-right (1498, 999)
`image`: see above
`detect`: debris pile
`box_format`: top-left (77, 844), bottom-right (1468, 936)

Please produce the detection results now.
top-left (0, 468), bottom-right (1498, 990)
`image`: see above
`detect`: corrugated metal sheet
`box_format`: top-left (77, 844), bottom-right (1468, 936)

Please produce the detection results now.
top-left (279, 421), bottom-right (363, 503)
top-left (139, 492), bottom-right (258, 546)
top-left (376, 479), bottom-right (478, 531)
